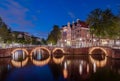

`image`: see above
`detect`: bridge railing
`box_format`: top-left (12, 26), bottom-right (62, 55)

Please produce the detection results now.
top-left (0, 42), bottom-right (120, 49)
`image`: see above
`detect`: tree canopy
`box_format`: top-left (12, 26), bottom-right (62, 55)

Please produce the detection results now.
top-left (0, 17), bottom-right (12, 43)
top-left (86, 8), bottom-right (119, 39)
top-left (0, 17), bottom-right (42, 45)
top-left (47, 25), bottom-right (61, 45)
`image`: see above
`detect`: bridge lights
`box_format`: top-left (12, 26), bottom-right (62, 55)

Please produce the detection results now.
top-left (78, 38), bottom-right (82, 48)
top-left (93, 39), bottom-right (96, 42)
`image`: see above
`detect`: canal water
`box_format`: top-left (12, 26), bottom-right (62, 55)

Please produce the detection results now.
top-left (0, 50), bottom-right (120, 81)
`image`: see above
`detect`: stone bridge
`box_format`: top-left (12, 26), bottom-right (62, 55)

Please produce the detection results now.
top-left (3, 46), bottom-right (69, 57)
top-left (0, 46), bottom-right (119, 59)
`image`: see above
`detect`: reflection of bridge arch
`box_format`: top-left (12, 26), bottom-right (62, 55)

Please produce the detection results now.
top-left (89, 47), bottom-right (108, 56)
top-left (30, 47), bottom-right (51, 56)
top-left (11, 48), bottom-right (29, 55)
top-left (31, 56), bottom-right (50, 66)
top-left (11, 58), bottom-right (28, 68)
top-left (52, 48), bottom-right (65, 54)
top-left (53, 56), bottom-right (65, 64)
top-left (89, 55), bottom-right (107, 67)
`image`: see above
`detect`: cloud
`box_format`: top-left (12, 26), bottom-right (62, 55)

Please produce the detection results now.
top-left (68, 12), bottom-right (76, 19)
top-left (0, 0), bottom-right (35, 31)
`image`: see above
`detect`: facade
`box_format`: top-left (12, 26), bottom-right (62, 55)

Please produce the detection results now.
top-left (59, 22), bottom-right (71, 47)
top-left (12, 31), bottom-right (41, 43)
top-left (59, 19), bottom-right (91, 47)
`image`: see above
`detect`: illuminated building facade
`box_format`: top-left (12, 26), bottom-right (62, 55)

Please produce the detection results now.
top-left (59, 19), bottom-right (91, 47)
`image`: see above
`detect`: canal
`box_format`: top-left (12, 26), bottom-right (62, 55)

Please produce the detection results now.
top-left (0, 50), bottom-right (120, 81)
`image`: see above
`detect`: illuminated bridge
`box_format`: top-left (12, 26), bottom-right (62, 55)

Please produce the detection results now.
top-left (4, 46), bottom-right (68, 57)
top-left (0, 46), bottom-right (119, 59)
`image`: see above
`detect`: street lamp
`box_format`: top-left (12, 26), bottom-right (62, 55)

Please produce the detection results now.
top-left (79, 38), bottom-right (82, 47)
top-left (64, 40), bottom-right (66, 47)
top-left (93, 39), bottom-right (96, 46)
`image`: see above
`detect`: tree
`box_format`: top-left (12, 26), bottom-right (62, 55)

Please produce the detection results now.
top-left (41, 38), bottom-right (47, 45)
top-left (86, 8), bottom-right (117, 45)
top-left (47, 25), bottom-right (61, 45)
top-left (113, 12), bottom-right (120, 44)
top-left (0, 17), bottom-right (12, 43)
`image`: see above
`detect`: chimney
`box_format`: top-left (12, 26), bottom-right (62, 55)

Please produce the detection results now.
top-left (67, 22), bottom-right (70, 27)
top-left (72, 21), bottom-right (75, 29)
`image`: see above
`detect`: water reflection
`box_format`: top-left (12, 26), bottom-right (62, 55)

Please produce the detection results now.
top-left (0, 54), bottom-right (120, 81)
top-left (89, 55), bottom-right (107, 68)
top-left (63, 61), bottom-right (68, 79)
top-left (31, 56), bottom-right (50, 66)
top-left (11, 50), bottom-right (28, 68)
top-left (53, 54), bottom-right (64, 64)
top-left (11, 58), bottom-right (28, 68)
top-left (31, 49), bottom-right (50, 66)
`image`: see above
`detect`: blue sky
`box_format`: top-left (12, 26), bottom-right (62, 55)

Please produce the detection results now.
top-left (0, 0), bottom-right (120, 38)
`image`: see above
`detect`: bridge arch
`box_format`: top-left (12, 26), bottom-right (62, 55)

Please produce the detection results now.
top-left (30, 47), bottom-right (51, 56)
top-left (89, 47), bottom-right (108, 56)
top-left (11, 48), bottom-right (29, 56)
top-left (52, 48), bottom-right (65, 54)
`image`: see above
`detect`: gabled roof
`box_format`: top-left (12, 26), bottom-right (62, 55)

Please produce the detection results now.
top-left (75, 20), bottom-right (88, 28)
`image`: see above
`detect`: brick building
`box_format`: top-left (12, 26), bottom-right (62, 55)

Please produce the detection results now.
top-left (59, 19), bottom-right (91, 47)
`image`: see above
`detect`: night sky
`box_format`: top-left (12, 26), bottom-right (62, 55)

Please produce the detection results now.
top-left (0, 0), bottom-right (120, 38)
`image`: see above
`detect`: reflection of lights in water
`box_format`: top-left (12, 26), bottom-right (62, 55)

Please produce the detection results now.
top-left (7, 64), bottom-right (11, 70)
top-left (30, 47), bottom-right (51, 56)
top-left (37, 53), bottom-right (42, 60)
top-left (31, 56), bottom-right (50, 66)
top-left (66, 60), bottom-right (71, 65)
top-left (13, 51), bottom-right (19, 60)
top-left (81, 60), bottom-right (84, 65)
top-left (63, 68), bottom-right (68, 79)
top-left (32, 49), bottom-right (44, 60)
top-left (64, 61), bottom-right (67, 69)
top-left (63, 61), bottom-right (68, 79)
top-left (89, 55), bottom-right (107, 67)
top-left (12, 50), bottom-right (26, 61)
top-left (53, 56), bottom-right (64, 64)
top-left (93, 63), bottom-right (96, 73)
top-left (22, 51), bottom-right (25, 59)
top-left (87, 64), bottom-right (89, 73)
top-left (79, 64), bottom-right (83, 75)
top-left (36, 49), bottom-right (42, 60)
top-left (11, 58), bottom-right (28, 68)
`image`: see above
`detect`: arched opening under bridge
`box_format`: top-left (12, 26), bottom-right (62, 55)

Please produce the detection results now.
top-left (52, 48), bottom-right (65, 55)
top-left (11, 48), bottom-right (28, 61)
top-left (30, 47), bottom-right (51, 56)
top-left (89, 47), bottom-right (108, 56)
